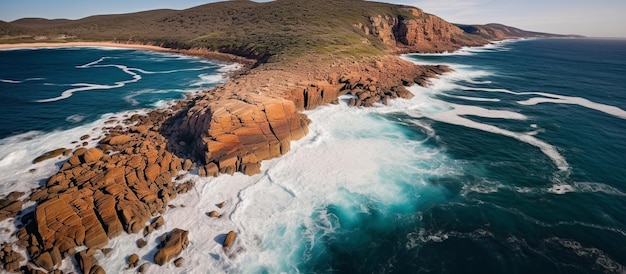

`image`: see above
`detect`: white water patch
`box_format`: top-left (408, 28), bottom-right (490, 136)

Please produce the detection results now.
top-left (547, 182), bottom-right (626, 196)
top-left (459, 180), bottom-right (626, 198)
top-left (122, 89), bottom-right (186, 106)
top-left (66, 114), bottom-right (87, 123)
top-left (381, 79), bottom-right (569, 171)
top-left (466, 87), bottom-right (626, 120)
top-left (0, 110), bottom-right (142, 195)
top-left (402, 39), bottom-right (517, 59)
top-left (192, 73), bottom-right (224, 86)
top-left (91, 103), bottom-right (457, 273)
top-left (400, 54), bottom-right (571, 171)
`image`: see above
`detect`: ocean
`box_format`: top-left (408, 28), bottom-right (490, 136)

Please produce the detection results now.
top-left (0, 47), bottom-right (235, 195)
top-left (1, 39), bottom-right (625, 274)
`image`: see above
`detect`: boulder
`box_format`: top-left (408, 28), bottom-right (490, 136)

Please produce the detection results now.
top-left (154, 229), bottom-right (189, 266)
top-left (183, 159), bottom-right (193, 171)
top-left (138, 263), bottom-right (150, 273)
top-left (0, 243), bottom-right (25, 272)
top-left (128, 253), bottom-right (139, 268)
top-left (32, 148), bottom-right (67, 164)
top-left (136, 238), bottom-right (147, 249)
top-left (75, 251), bottom-right (96, 274)
top-left (90, 265), bottom-right (106, 274)
top-left (108, 135), bottom-right (132, 145)
top-left (223, 231), bottom-right (237, 250)
top-left (174, 257), bottom-right (184, 267)
top-left (144, 164), bottom-right (160, 182)
top-left (81, 148), bottom-right (103, 163)
top-left (34, 252), bottom-right (54, 271)
top-left (0, 195), bottom-right (23, 222)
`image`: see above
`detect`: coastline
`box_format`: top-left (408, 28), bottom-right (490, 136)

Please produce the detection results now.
top-left (0, 42), bottom-right (454, 272)
top-left (0, 42), bottom-right (256, 72)
top-left (0, 42), bottom-right (170, 51)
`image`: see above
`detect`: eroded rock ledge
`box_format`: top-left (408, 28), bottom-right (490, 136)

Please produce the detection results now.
top-left (1, 55), bottom-right (449, 272)
top-left (162, 55), bottom-right (449, 176)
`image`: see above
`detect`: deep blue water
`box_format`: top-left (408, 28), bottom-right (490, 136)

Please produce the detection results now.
top-left (1, 41), bottom-right (625, 274)
top-left (292, 39), bottom-right (626, 274)
top-left (0, 47), bottom-right (226, 139)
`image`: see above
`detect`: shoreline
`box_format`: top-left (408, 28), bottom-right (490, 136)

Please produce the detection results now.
top-left (0, 41), bottom-right (257, 74)
top-left (0, 42), bottom-right (170, 51)
top-left (0, 42), bottom-right (454, 272)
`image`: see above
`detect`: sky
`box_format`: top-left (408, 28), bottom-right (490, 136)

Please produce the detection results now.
top-left (1, 0), bottom-right (624, 38)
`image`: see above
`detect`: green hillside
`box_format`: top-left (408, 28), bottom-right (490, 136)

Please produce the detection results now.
top-left (3, 0), bottom-right (572, 62)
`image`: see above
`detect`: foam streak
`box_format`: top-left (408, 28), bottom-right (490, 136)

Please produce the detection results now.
top-left (466, 87), bottom-right (626, 120)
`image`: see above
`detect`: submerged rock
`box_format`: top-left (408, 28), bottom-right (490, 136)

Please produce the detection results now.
top-left (32, 148), bottom-right (67, 164)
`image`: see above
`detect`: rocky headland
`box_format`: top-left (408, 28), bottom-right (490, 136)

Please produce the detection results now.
top-left (0, 0), bottom-right (576, 272)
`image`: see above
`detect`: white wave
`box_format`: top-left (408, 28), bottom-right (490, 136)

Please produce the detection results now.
top-left (0, 110), bottom-right (144, 195)
top-left (466, 87), bottom-right (626, 120)
top-left (403, 39), bottom-right (518, 59)
top-left (152, 100), bottom-right (173, 109)
top-left (34, 53), bottom-right (231, 103)
top-left (219, 63), bottom-right (243, 73)
top-left (548, 182), bottom-right (626, 196)
top-left (122, 89), bottom-right (186, 106)
top-left (465, 79), bottom-right (492, 85)
top-left (36, 57), bottom-right (143, 103)
top-left (1, 79), bottom-right (21, 84)
top-left (1, 78), bottom-right (45, 84)
top-left (440, 93), bottom-right (501, 102)
top-left (387, 79), bottom-right (569, 171)
top-left (192, 73), bottom-right (224, 86)
top-left (131, 66), bottom-right (217, 75)
top-left (66, 114), bottom-right (87, 123)
top-left (518, 95), bottom-right (626, 119)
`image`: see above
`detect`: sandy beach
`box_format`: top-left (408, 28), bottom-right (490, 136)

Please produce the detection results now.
top-left (0, 41), bottom-right (171, 51)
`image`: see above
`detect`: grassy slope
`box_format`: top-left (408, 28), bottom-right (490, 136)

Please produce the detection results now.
top-left (4, 0), bottom-right (573, 62)
top-left (5, 0), bottom-right (429, 61)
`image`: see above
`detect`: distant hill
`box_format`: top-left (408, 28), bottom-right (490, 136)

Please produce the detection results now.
top-left (0, 20), bottom-right (28, 36)
top-left (455, 23), bottom-right (583, 39)
top-left (2, 0), bottom-right (576, 61)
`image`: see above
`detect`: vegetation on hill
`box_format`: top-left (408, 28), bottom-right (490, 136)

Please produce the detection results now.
top-left (2, 0), bottom-right (572, 62)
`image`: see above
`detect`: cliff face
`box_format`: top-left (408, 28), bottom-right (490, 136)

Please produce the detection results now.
top-left (174, 94), bottom-right (310, 176)
top-left (359, 7), bottom-right (470, 53)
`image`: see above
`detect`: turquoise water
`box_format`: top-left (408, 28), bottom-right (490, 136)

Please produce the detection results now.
top-left (0, 47), bottom-right (229, 196)
top-left (0, 47), bottom-right (227, 138)
top-left (257, 39), bottom-right (625, 274)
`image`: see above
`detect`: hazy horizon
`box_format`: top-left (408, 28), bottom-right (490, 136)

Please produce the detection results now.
top-left (1, 0), bottom-right (625, 38)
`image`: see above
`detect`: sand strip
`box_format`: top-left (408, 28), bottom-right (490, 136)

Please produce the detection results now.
top-left (0, 42), bottom-right (171, 51)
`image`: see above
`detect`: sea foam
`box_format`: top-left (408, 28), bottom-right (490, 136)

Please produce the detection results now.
top-left (401, 50), bottom-right (571, 171)
top-left (90, 102), bottom-right (457, 273)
